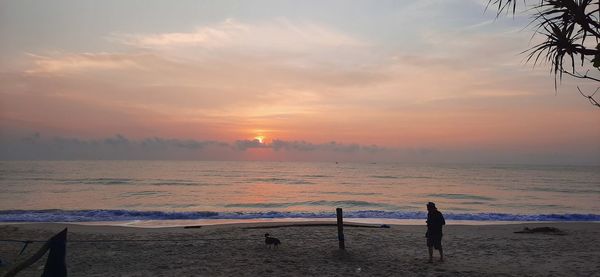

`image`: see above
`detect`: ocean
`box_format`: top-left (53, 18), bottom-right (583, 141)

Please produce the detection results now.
top-left (0, 161), bottom-right (599, 225)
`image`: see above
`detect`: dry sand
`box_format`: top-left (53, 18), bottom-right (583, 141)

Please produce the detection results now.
top-left (0, 222), bottom-right (598, 276)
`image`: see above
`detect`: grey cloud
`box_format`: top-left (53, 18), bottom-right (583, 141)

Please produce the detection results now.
top-left (20, 132), bottom-right (41, 144)
top-left (234, 139), bottom-right (268, 151)
top-left (270, 139), bottom-right (387, 153)
top-left (1, 133), bottom-right (598, 165)
top-left (1, 134), bottom-right (391, 159)
top-left (141, 137), bottom-right (224, 150)
top-left (271, 140), bottom-right (317, 151)
top-left (0, 134), bottom-right (230, 160)
top-left (104, 134), bottom-right (129, 146)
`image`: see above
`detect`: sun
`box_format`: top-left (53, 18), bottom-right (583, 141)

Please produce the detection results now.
top-left (254, 135), bottom-right (266, 143)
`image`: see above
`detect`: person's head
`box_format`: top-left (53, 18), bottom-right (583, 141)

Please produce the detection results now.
top-left (426, 202), bottom-right (436, 212)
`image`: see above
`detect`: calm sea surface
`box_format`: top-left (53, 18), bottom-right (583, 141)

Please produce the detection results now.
top-left (0, 161), bottom-right (599, 223)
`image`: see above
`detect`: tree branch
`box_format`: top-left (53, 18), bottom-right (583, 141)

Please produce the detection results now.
top-left (577, 86), bottom-right (600, 108)
top-left (561, 69), bottom-right (600, 83)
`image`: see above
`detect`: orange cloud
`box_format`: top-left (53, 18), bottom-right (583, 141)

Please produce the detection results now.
top-left (113, 18), bottom-right (367, 50)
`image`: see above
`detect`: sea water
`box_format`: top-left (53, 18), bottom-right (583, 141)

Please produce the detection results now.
top-left (0, 161), bottom-right (598, 225)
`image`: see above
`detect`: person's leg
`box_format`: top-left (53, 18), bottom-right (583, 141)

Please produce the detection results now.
top-left (428, 246), bottom-right (433, 263)
top-left (438, 245), bottom-right (444, 262)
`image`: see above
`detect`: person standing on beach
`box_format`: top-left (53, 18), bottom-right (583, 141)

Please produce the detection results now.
top-left (426, 202), bottom-right (445, 263)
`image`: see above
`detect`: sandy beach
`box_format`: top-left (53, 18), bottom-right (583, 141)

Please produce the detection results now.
top-left (0, 222), bottom-right (598, 276)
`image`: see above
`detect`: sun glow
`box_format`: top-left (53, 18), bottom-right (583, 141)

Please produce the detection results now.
top-left (254, 136), bottom-right (266, 143)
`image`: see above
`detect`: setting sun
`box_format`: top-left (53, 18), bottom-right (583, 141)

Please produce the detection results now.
top-left (254, 136), bottom-right (266, 143)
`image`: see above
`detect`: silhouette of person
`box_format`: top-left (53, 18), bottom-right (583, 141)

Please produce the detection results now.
top-left (425, 202), bottom-right (445, 263)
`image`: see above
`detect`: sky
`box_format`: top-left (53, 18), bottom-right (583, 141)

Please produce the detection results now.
top-left (0, 0), bottom-right (599, 164)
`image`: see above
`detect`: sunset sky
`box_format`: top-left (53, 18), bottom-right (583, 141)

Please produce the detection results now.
top-left (1, 0), bottom-right (599, 164)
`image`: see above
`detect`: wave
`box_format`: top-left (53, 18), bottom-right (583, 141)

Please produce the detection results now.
top-left (427, 193), bottom-right (496, 201)
top-left (149, 181), bottom-right (207, 186)
top-left (370, 175), bottom-right (433, 179)
top-left (224, 200), bottom-right (395, 209)
top-left (318, 191), bottom-right (381, 196)
top-left (0, 209), bottom-right (598, 222)
top-left (24, 177), bottom-right (219, 187)
top-left (370, 175), bottom-right (399, 179)
top-left (248, 178), bottom-right (314, 185)
top-left (65, 178), bottom-right (134, 185)
top-left (119, 191), bottom-right (171, 197)
top-left (300, 174), bottom-right (331, 178)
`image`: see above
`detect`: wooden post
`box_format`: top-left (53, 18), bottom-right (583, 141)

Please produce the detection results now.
top-left (336, 208), bottom-right (345, 250)
top-left (42, 228), bottom-right (68, 277)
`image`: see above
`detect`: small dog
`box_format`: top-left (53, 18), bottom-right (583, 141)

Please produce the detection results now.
top-left (264, 233), bottom-right (281, 248)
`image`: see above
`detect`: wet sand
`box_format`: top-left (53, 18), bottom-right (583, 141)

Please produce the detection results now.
top-left (1, 222), bottom-right (598, 276)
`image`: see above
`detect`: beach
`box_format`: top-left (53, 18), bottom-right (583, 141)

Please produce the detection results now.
top-left (1, 222), bottom-right (598, 276)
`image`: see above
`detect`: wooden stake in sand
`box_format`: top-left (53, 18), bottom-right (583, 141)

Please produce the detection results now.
top-left (336, 208), bottom-right (345, 250)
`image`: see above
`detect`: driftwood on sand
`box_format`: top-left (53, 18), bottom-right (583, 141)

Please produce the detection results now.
top-left (243, 223), bottom-right (389, 229)
top-left (514, 227), bottom-right (566, 235)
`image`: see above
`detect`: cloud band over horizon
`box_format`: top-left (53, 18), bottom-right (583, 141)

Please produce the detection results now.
top-left (1, 133), bottom-right (597, 165)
